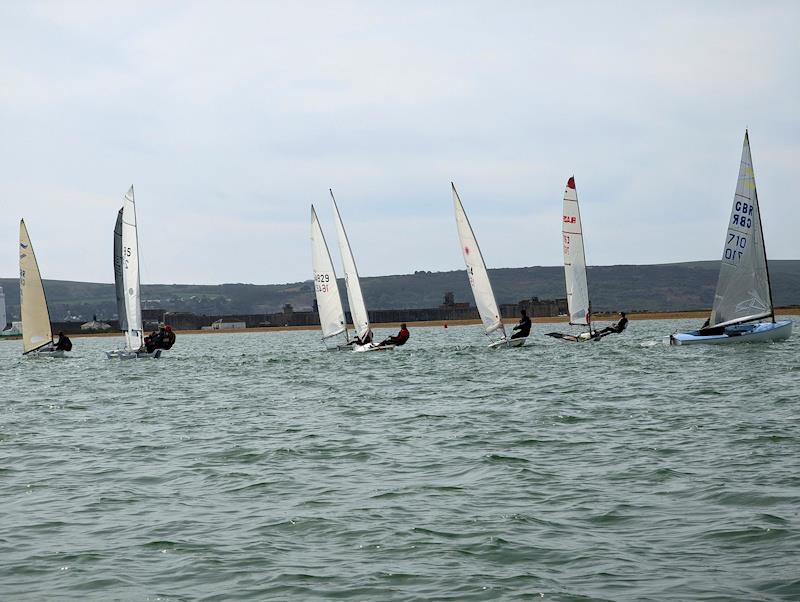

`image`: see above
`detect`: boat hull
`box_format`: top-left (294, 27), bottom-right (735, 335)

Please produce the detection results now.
top-left (105, 349), bottom-right (163, 359)
top-left (489, 337), bottom-right (526, 349)
top-left (352, 342), bottom-right (396, 353)
top-left (545, 331), bottom-right (594, 342)
top-left (665, 320), bottom-right (792, 346)
top-left (26, 349), bottom-right (66, 358)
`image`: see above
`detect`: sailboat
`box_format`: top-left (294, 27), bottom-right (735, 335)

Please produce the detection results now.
top-left (106, 186), bottom-right (162, 359)
top-left (19, 220), bottom-right (66, 357)
top-left (330, 189), bottom-right (394, 352)
top-left (452, 182), bottom-right (524, 348)
top-left (667, 131), bottom-right (792, 345)
top-left (546, 176), bottom-right (596, 342)
top-left (310, 204), bottom-right (350, 350)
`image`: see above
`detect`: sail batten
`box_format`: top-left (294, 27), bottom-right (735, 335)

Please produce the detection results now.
top-left (330, 190), bottom-right (371, 342)
top-left (451, 183), bottom-right (506, 338)
top-left (19, 220), bottom-right (54, 353)
top-left (311, 205), bottom-right (348, 341)
top-left (709, 132), bottom-right (773, 327)
top-left (562, 176), bottom-right (591, 326)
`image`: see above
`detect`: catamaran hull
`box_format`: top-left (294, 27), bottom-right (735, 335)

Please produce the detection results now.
top-left (105, 349), bottom-right (163, 359)
top-left (489, 337), bottom-right (526, 349)
top-left (26, 349), bottom-right (65, 358)
top-left (665, 320), bottom-right (792, 346)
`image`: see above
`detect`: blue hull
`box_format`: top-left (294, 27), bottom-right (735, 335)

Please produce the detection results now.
top-left (665, 320), bottom-right (792, 346)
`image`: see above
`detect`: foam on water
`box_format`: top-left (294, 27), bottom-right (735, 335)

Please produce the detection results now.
top-left (1, 317), bottom-right (799, 600)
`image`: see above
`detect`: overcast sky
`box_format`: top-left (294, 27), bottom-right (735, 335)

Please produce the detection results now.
top-left (1, 1), bottom-right (798, 285)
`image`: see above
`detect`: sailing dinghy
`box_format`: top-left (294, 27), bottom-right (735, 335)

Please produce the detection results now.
top-left (330, 190), bottom-right (394, 352)
top-left (452, 183), bottom-right (524, 348)
top-left (106, 186), bottom-right (162, 359)
top-left (546, 176), bottom-right (597, 342)
top-left (667, 131), bottom-right (792, 345)
top-left (311, 204), bottom-right (350, 350)
top-left (19, 220), bottom-right (66, 358)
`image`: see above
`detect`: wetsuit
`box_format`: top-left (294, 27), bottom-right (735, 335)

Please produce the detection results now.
top-left (596, 316), bottom-right (628, 336)
top-left (55, 335), bottom-right (72, 351)
top-left (510, 315), bottom-right (531, 339)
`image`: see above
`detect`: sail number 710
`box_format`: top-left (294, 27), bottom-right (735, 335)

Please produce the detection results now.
top-left (723, 232), bottom-right (747, 263)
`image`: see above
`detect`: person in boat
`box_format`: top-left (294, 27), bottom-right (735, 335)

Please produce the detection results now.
top-left (594, 312), bottom-right (628, 337)
top-left (379, 323), bottom-right (410, 347)
top-left (347, 330), bottom-right (374, 346)
top-left (510, 309), bottom-right (531, 340)
top-left (54, 331), bottom-right (72, 351)
top-left (145, 324), bottom-right (176, 353)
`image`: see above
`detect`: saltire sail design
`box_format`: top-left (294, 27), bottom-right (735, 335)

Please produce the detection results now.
top-left (452, 182), bottom-right (507, 340)
top-left (708, 131), bottom-right (773, 328)
top-left (562, 176), bottom-right (591, 327)
top-left (330, 189), bottom-right (372, 343)
top-left (311, 204), bottom-right (348, 342)
top-left (113, 207), bottom-right (128, 332)
top-left (19, 220), bottom-right (55, 353)
top-left (121, 186), bottom-right (144, 351)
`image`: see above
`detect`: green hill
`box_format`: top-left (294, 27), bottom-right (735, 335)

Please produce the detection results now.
top-left (2, 260), bottom-right (799, 322)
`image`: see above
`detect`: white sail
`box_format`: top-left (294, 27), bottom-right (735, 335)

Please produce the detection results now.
top-left (19, 220), bottom-right (54, 353)
top-left (311, 205), bottom-right (348, 340)
top-left (709, 131), bottom-right (773, 328)
top-left (330, 190), bottom-right (371, 342)
top-left (451, 183), bottom-right (505, 337)
top-left (562, 176), bottom-right (591, 326)
top-left (121, 186), bottom-right (144, 351)
top-left (113, 207), bottom-right (128, 332)
top-left (0, 286), bottom-right (6, 331)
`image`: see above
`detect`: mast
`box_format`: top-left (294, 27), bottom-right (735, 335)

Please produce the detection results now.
top-left (749, 130), bottom-right (776, 323)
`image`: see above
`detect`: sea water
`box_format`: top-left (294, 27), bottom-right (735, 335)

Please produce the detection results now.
top-left (1, 318), bottom-right (799, 601)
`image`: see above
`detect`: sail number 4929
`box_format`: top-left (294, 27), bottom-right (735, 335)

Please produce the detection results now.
top-left (315, 273), bottom-right (331, 293)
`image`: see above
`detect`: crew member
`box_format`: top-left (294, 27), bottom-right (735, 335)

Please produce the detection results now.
top-left (510, 309), bottom-right (531, 339)
top-left (595, 312), bottom-right (628, 336)
top-left (379, 323), bottom-right (410, 347)
top-left (145, 324), bottom-right (176, 352)
top-left (54, 331), bottom-right (72, 351)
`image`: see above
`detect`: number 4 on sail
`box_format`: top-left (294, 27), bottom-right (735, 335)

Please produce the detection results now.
top-left (667, 131), bottom-right (792, 345)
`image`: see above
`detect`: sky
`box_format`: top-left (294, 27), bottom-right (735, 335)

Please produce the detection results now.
top-left (1, 1), bottom-right (798, 285)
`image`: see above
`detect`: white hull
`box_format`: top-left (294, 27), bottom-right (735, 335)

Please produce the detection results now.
top-left (665, 320), bottom-right (792, 346)
top-left (489, 336), bottom-right (526, 349)
top-left (105, 348), bottom-right (163, 359)
top-left (352, 342), bottom-right (396, 353)
top-left (26, 349), bottom-right (65, 358)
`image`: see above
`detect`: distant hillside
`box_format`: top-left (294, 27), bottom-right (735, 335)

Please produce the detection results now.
top-left (2, 260), bottom-right (799, 322)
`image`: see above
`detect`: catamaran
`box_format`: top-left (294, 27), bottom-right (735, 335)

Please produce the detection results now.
top-left (106, 186), bottom-right (162, 359)
top-left (330, 189), bottom-right (394, 352)
top-left (452, 182), bottom-right (524, 348)
top-left (311, 204), bottom-right (350, 350)
top-left (546, 176), bottom-right (597, 342)
top-left (667, 131), bottom-right (792, 345)
top-left (19, 220), bottom-right (66, 357)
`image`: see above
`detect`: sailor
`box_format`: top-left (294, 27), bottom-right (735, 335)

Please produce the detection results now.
top-left (145, 324), bottom-right (176, 352)
top-left (379, 323), bottom-right (410, 347)
top-left (54, 331), bottom-right (72, 351)
top-left (347, 329), bottom-right (374, 346)
top-left (510, 309), bottom-right (531, 340)
top-left (595, 312), bottom-right (628, 337)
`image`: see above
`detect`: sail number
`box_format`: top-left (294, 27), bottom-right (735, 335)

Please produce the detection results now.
top-left (732, 201), bottom-right (753, 229)
top-left (314, 273), bottom-right (331, 293)
top-left (123, 246), bottom-right (132, 269)
top-left (563, 234), bottom-right (571, 256)
top-left (723, 232), bottom-right (747, 264)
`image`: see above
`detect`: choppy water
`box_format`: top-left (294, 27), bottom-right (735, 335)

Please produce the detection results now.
top-left (1, 317), bottom-right (799, 601)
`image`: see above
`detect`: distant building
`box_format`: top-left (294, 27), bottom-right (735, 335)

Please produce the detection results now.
top-left (208, 319), bottom-right (246, 330)
top-left (81, 315), bottom-right (111, 331)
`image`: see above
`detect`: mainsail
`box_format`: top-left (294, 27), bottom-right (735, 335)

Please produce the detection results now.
top-left (19, 220), bottom-right (54, 353)
top-left (121, 186), bottom-right (144, 351)
top-left (311, 205), bottom-right (348, 340)
top-left (0, 286), bottom-right (6, 331)
top-left (452, 183), bottom-right (505, 337)
top-left (709, 131), bottom-right (774, 328)
top-left (562, 176), bottom-right (591, 326)
top-left (113, 207), bottom-right (128, 332)
top-left (330, 190), bottom-right (371, 342)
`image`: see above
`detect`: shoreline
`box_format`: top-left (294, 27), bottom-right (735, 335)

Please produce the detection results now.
top-left (3, 308), bottom-right (794, 340)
